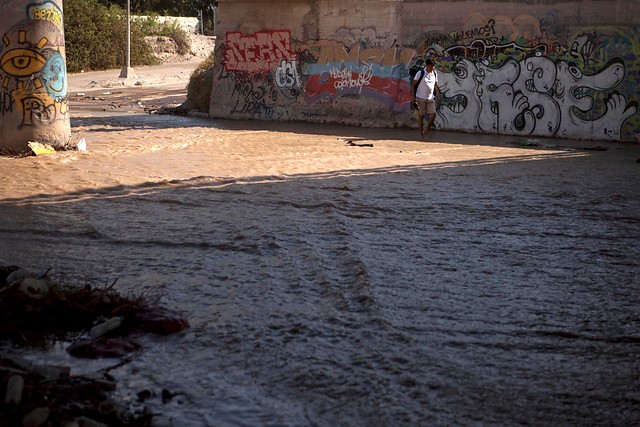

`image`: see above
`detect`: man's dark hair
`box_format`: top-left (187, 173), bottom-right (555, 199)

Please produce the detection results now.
top-left (416, 58), bottom-right (425, 66)
top-left (425, 58), bottom-right (435, 66)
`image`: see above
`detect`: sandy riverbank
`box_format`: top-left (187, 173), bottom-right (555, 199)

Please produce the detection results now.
top-left (5, 60), bottom-right (635, 201)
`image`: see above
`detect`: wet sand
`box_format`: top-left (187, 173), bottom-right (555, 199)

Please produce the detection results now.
top-left (1, 64), bottom-right (640, 426)
top-left (5, 62), bottom-right (637, 202)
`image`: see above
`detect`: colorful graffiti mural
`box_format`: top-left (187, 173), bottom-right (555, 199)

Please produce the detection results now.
top-left (217, 30), bottom-right (416, 123)
top-left (303, 42), bottom-right (414, 111)
top-left (421, 20), bottom-right (639, 141)
top-left (0, 0), bottom-right (69, 151)
top-left (212, 14), bottom-right (639, 141)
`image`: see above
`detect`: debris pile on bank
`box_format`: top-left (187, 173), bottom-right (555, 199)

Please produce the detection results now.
top-left (0, 265), bottom-right (189, 426)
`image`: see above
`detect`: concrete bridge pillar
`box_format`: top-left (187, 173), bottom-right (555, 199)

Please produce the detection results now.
top-left (0, 0), bottom-right (70, 153)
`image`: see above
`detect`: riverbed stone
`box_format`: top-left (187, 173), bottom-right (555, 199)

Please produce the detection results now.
top-left (5, 268), bottom-right (36, 286)
top-left (4, 374), bottom-right (24, 404)
top-left (131, 305), bottom-right (190, 335)
top-left (22, 406), bottom-right (49, 427)
top-left (18, 277), bottom-right (51, 299)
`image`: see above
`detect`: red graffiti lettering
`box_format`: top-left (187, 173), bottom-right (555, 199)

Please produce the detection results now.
top-left (224, 30), bottom-right (293, 73)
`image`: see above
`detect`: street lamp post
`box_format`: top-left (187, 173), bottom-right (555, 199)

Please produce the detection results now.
top-left (119, 0), bottom-right (136, 78)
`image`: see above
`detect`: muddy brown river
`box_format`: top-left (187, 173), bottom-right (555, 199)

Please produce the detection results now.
top-left (1, 65), bottom-right (639, 426)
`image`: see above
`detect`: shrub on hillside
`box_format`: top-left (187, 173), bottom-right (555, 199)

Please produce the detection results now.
top-left (182, 52), bottom-right (215, 112)
top-left (138, 16), bottom-right (191, 55)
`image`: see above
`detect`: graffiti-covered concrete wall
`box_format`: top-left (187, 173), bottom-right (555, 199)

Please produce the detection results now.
top-left (0, 0), bottom-right (70, 152)
top-left (210, 0), bottom-right (640, 142)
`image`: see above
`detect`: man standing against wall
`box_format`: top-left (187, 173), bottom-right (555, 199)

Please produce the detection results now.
top-left (411, 58), bottom-right (440, 139)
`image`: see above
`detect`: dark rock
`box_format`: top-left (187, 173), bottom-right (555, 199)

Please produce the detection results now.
top-left (131, 305), bottom-right (190, 335)
top-left (137, 389), bottom-right (153, 402)
top-left (161, 389), bottom-right (175, 403)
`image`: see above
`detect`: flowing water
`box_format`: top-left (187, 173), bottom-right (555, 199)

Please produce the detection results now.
top-left (1, 107), bottom-right (639, 426)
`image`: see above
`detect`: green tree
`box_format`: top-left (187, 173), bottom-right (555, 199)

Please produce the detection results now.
top-left (65, 0), bottom-right (158, 72)
top-left (97, 0), bottom-right (217, 17)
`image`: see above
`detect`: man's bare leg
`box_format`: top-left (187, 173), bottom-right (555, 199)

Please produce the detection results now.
top-left (425, 113), bottom-right (436, 136)
top-left (418, 114), bottom-right (425, 139)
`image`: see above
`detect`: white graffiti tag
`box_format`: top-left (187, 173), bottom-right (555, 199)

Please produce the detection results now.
top-left (275, 59), bottom-right (302, 89)
top-left (330, 64), bottom-right (373, 92)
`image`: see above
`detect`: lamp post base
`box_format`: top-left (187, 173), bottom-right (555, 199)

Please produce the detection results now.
top-left (119, 67), bottom-right (137, 78)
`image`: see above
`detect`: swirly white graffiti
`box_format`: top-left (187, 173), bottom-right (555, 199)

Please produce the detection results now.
top-left (436, 56), bottom-right (637, 140)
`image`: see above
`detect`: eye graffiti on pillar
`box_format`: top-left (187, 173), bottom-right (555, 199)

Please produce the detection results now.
top-left (0, 34), bottom-right (48, 77)
top-left (0, 19), bottom-right (68, 127)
